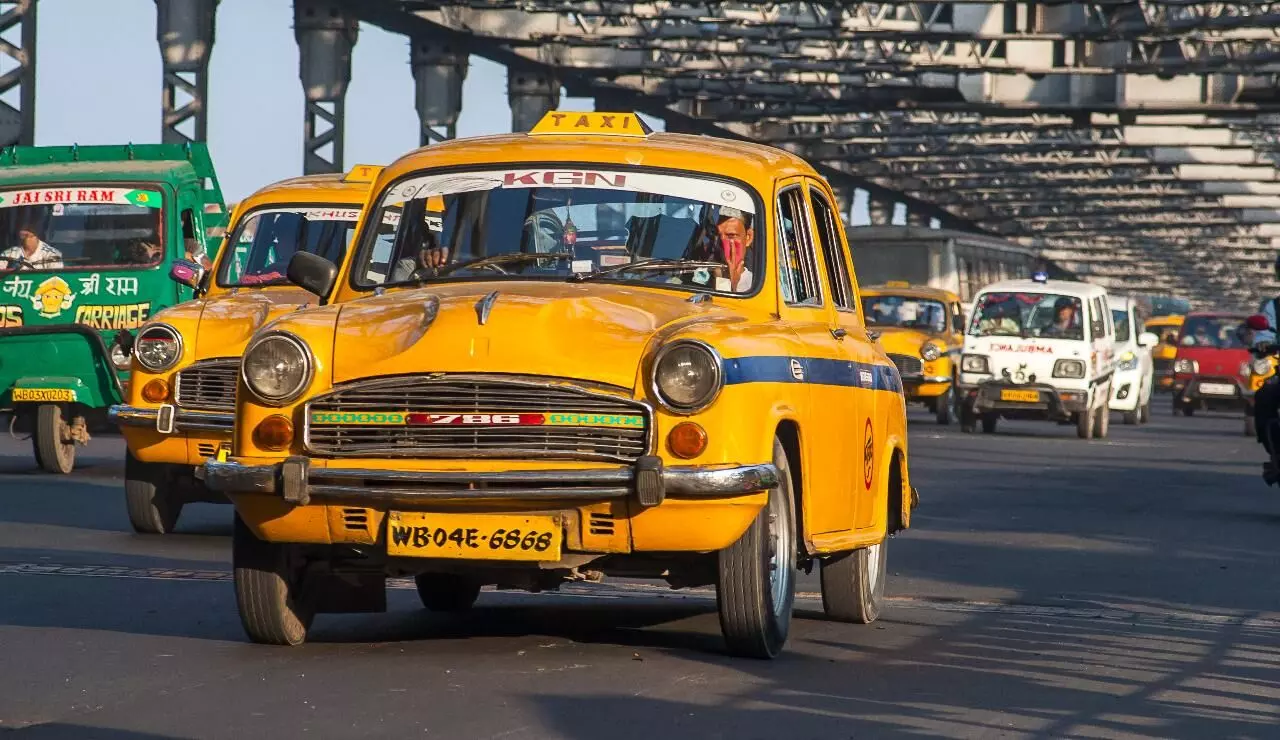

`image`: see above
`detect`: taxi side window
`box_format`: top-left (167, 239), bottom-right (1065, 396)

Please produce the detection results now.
top-left (808, 187), bottom-right (854, 311)
top-left (777, 187), bottom-right (822, 306)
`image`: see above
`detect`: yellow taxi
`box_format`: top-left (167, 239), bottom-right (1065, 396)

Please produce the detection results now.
top-left (861, 282), bottom-right (965, 424)
top-left (201, 112), bottom-right (917, 658)
top-left (110, 165), bottom-right (382, 533)
top-left (1144, 314), bottom-right (1184, 391)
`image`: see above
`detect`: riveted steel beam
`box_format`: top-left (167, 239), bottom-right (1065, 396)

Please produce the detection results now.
top-left (0, 0), bottom-right (36, 147)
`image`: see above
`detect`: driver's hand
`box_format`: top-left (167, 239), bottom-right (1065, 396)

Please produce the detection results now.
top-left (420, 247), bottom-right (449, 270)
top-left (723, 237), bottom-right (745, 289)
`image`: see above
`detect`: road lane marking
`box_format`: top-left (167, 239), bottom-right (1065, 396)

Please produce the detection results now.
top-left (4, 561), bottom-right (1279, 631)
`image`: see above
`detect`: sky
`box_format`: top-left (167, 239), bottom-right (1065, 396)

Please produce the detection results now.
top-left (24, 0), bottom-right (879, 221)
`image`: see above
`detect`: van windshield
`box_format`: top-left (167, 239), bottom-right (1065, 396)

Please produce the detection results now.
top-left (0, 185), bottom-right (166, 273)
top-left (970, 292), bottom-right (1084, 340)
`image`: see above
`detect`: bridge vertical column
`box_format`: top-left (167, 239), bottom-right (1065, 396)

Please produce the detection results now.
top-left (0, 0), bottom-right (37, 147)
top-left (906, 210), bottom-right (929, 227)
top-left (411, 38), bottom-right (466, 146)
top-left (832, 184), bottom-right (854, 225)
top-left (508, 70), bottom-right (559, 132)
top-left (155, 0), bottom-right (217, 144)
top-left (867, 198), bottom-right (892, 226)
top-left (294, 0), bottom-right (358, 173)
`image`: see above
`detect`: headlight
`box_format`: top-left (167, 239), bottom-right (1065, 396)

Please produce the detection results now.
top-left (1118, 351), bottom-right (1138, 372)
top-left (651, 340), bottom-right (722, 413)
top-left (1174, 358), bottom-right (1198, 374)
top-left (961, 354), bottom-right (989, 374)
top-left (1053, 359), bottom-right (1086, 379)
top-left (134, 324), bottom-right (182, 372)
top-left (1252, 358), bottom-right (1272, 376)
top-left (920, 342), bottom-right (941, 362)
top-left (109, 341), bottom-right (132, 371)
top-left (242, 332), bottom-right (314, 405)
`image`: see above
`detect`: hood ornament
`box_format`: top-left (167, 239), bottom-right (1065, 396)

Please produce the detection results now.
top-left (475, 290), bottom-right (500, 325)
top-left (423, 294), bottom-right (440, 329)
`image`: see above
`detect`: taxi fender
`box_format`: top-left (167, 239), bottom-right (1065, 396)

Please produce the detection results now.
top-left (879, 432), bottom-right (912, 531)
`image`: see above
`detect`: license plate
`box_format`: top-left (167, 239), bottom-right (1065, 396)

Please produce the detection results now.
top-left (1199, 382), bottom-right (1236, 396)
top-left (1000, 389), bottom-right (1040, 403)
top-left (386, 511), bottom-right (562, 561)
top-left (11, 388), bottom-right (76, 403)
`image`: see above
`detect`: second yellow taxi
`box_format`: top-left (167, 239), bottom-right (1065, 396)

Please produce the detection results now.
top-left (110, 165), bottom-right (382, 533)
top-left (861, 282), bottom-right (965, 424)
top-left (201, 112), bottom-right (917, 658)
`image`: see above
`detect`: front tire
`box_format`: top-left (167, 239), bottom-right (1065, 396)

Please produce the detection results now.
top-left (1123, 407), bottom-right (1139, 425)
top-left (233, 514), bottom-right (314, 646)
top-left (124, 453), bottom-right (183, 534)
top-left (935, 387), bottom-right (953, 425)
top-left (1094, 403), bottom-right (1110, 438)
top-left (414, 573), bottom-right (481, 612)
top-left (981, 414), bottom-right (998, 434)
top-left (1138, 400), bottom-right (1150, 425)
top-left (1077, 406), bottom-right (1095, 439)
top-left (32, 404), bottom-right (75, 474)
top-left (716, 438), bottom-right (796, 659)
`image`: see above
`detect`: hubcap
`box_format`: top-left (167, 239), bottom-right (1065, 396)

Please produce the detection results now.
top-left (866, 541), bottom-right (884, 594)
top-left (767, 489), bottom-right (794, 616)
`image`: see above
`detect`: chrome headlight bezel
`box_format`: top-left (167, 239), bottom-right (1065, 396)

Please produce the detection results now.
top-left (241, 331), bottom-right (315, 406)
top-left (134, 323), bottom-right (183, 373)
top-left (1053, 359), bottom-right (1086, 379)
top-left (920, 342), bottom-right (942, 362)
top-left (1252, 358), bottom-right (1272, 376)
top-left (1174, 358), bottom-right (1199, 374)
top-left (650, 339), bottom-right (724, 415)
top-left (961, 354), bottom-right (989, 374)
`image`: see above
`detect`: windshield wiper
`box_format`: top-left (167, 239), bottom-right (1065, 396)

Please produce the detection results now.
top-left (573, 258), bottom-right (723, 283)
top-left (423, 251), bottom-right (575, 280)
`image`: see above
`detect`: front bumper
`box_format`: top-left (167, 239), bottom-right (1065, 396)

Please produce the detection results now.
top-left (1174, 376), bottom-right (1247, 407)
top-left (200, 456), bottom-right (779, 508)
top-left (965, 380), bottom-right (1089, 418)
top-left (901, 375), bottom-right (952, 398)
top-left (109, 404), bottom-right (234, 434)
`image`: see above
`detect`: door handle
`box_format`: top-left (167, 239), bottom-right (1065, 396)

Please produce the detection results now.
top-left (831, 327), bottom-right (848, 340)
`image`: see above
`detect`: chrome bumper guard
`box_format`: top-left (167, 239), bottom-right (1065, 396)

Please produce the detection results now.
top-left (109, 404), bottom-right (234, 434)
top-left (199, 455), bottom-right (779, 508)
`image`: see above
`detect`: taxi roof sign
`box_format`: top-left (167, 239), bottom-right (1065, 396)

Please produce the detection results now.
top-left (342, 164), bottom-right (383, 183)
top-left (529, 111), bottom-right (652, 138)
top-left (884, 280), bottom-right (911, 288)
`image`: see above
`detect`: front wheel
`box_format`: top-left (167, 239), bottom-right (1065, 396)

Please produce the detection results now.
top-left (1138, 400), bottom-right (1151, 425)
top-left (233, 514), bottom-right (314, 646)
top-left (1182, 406), bottom-right (1195, 417)
top-left (981, 414), bottom-right (998, 434)
top-left (124, 453), bottom-right (183, 534)
top-left (935, 387), bottom-right (953, 425)
top-left (716, 438), bottom-right (796, 659)
top-left (32, 404), bottom-right (75, 474)
top-left (1094, 403), bottom-right (1110, 438)
top-left (1077, 406), bottom-right (1095, 439)
top-left (1123, 407), bottom-right (1139, 425)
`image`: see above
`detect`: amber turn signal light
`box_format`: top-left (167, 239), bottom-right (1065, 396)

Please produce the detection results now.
top-left (141, 379), bottom-right (169, 403)
top-left (253, 415), bottom-right (294, 451)
top-left (667, 421), bottom-right (708, 459)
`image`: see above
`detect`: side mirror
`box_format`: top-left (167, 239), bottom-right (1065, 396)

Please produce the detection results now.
top-left (287, 251), bottom-right (338, 301)
top-left (168, 259), bottom-right (204, 289)
top-left (1247, 313), bottom-right (1271, 331)
top-left (952, 315), bottom-right (965, 332)
top-left (1137, 331), bottom-right (1158, 348)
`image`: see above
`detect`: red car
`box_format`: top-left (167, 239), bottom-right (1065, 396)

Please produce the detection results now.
top-left (1171, 312), bottom-right (1249, 416)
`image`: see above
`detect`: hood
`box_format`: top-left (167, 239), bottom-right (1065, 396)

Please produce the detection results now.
top-left (330, 281), bottom-right (741, 389)
top-left (1176, 345), bottom-right (1249, 379)
top-left (872, 326), bottom-right (947, 354)
top-left (160, 288), bottom-right (315, 360)
top-left (965, 335), bottom-right (1088, 384)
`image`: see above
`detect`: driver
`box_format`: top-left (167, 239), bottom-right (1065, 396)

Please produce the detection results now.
top-left (977, 300), bottom-right (1020, 335)
top-left (1042, 297), bottom-right (1079, 338)
top-left (1, 226), bottom-right (63, 271)
top-left (685, 206), bottom-right (755, 292)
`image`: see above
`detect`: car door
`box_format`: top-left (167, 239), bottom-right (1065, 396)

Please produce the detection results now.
top-left (773, 179), bottom-right (855, 535)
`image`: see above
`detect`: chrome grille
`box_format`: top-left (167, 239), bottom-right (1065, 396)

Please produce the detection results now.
top-left (305, 375), bottom-right (650, 462)
top-left (174, 358), bottom-right (238, 412)
top-left (888, 353), bottom-right (923, 377)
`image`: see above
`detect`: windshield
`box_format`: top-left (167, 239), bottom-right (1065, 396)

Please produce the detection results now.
top-left (969, 292), bottom-right (1085, 340)
top-left (1178, 316), bottom-right (1245, 349)
top-left (0, 185), bottom-right (165, 273)
top-left (1111, 309), bottom-right (1131, 342)
top-left (219, 205), bottom-right (359, 287)
top-left (862, 295), bottom-right (946, 332)
top-left (352, 167), bottom-right (760, 294)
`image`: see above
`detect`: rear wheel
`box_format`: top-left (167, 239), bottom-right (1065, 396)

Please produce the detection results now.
top-left (233, 514), bottom-right (314, 646)
top-left (32, 404), bottom-right (75, 474)
top-left (1077, 407), bottom-right (1095, 439)
top-left (716, 438), bottom-right (796, 659)
top-left (124, 452), bottom-right (183, 534)
top-left (1123, 407), bottom-right (1139, 425)
top-left (414, 573), bottom-right (482, 612)
top-left (935, 387), bottom-right (953, 425)
top-left (981, 414), bottom-right (998, 434)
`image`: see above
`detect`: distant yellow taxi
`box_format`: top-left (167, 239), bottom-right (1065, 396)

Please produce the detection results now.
top-left (202, 112), bottom-right (917, 658)
top-left (862, 282), bottom-right (965, 424)
top-left (1145, 314), bottom-right (1184, 391)
top-left (110, 165), bottom-right (382, 533)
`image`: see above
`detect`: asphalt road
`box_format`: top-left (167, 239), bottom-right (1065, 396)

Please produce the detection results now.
top-left (2, 404), bottom-right (1279, 739)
